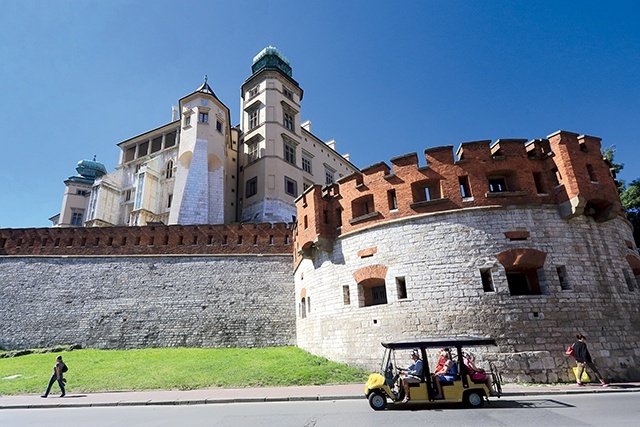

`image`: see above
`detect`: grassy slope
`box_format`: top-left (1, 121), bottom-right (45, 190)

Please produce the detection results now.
top-left (0, 347), bottom-right (369, 395)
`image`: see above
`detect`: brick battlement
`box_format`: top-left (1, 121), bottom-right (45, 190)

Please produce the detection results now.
top-left (294, 130), bottom-right (623, 260)
top-left (0, 223), bottom-right (293, 256)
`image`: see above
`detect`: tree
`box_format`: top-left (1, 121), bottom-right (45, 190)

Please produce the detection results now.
top-left (621, 179), bottom-right (640, 248)
top-left (601, 146), bottom-right (640, 247)
top-left (602, 145), bottom-right (626, 192)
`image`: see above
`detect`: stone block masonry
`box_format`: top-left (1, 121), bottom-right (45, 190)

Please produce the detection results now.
top-left (0, 222), bottom-right (296, 351)
top-left (0, 254), bottom-right (294, 350)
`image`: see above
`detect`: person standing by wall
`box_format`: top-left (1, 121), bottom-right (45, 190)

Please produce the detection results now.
top-left (573, 334), bottom-right (609, 387)
top-left (41, 355), bottom-right (66, 398)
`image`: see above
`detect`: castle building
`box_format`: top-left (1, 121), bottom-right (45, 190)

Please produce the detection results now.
top-left (51, 47), bottom-right (358, 227)
top-left (49, 158), bottom-right (107, 227)
top-left (293, 132), bottom-right (640, 381)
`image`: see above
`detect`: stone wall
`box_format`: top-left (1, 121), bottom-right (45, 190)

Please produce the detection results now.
top-left (294, 205), bottom-right (640, 382)
top-left (0, 254), bottom-right (295, 350)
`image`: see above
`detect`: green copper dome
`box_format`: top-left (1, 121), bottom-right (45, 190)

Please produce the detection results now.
top-left (68, 157), bottom-right (107, 184)
top-left (251, 46), bottom-right (292, 77)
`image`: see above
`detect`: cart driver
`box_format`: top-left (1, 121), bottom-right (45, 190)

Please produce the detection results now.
top-left (399, 349), bottom-right (423, 403)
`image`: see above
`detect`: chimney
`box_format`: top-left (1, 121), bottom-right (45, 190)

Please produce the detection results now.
top-left (171, 105), bottom-right (179, 122)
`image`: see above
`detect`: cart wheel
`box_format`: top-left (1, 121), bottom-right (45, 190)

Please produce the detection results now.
top-left (368, 391), bottom-right (388, 410)
top-left (464, 390), bottom-right (485, 408)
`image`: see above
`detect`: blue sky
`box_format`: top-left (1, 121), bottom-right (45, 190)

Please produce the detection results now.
top-left (1, 1), bottom-right (639, 228)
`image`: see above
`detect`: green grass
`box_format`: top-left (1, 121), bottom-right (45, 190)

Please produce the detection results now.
top-left (0, 347), bottom-right (369, 395)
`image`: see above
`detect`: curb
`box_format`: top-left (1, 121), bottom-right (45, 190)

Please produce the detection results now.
top-left (2, 387), bottom-right (639, 410)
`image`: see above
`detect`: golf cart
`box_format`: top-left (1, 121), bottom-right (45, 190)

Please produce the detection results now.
top-left (364, 336), bottom-right (502, 410)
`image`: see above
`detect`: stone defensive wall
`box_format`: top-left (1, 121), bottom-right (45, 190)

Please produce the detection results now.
top-left (0, 223), bottom-right (295, 351)
top-left (293, 130), bottom-right (640, 382)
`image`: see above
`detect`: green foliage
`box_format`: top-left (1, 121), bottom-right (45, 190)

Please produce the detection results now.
top-left (0, 347), bottom-right (369, 395)
top-left (602, 145), bottom-right (624, 176)
top-left (621, 179), bottom-right (640, 246)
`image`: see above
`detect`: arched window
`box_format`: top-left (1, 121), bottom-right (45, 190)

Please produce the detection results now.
top-left (165, 160), bottom-right (174, 179)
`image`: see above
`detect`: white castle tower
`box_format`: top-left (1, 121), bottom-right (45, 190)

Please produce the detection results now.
top-left (169, 77), bottom-right (237, 225)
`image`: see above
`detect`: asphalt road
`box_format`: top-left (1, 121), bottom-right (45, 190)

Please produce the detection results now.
top-left (1, 392), bottom-right (639, 427)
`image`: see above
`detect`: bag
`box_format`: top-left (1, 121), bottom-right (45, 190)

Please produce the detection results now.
top-left (565, 344), bottom-right (574, 358)
top-left (61, 363), bottom-right (68, 373)
top-left (572, 367), bottom-right (590, 382)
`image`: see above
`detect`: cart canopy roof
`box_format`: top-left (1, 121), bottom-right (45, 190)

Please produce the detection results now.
top-left (382, 336), bottom-right (497, 349)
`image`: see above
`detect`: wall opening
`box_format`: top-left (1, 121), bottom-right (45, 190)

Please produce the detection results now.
top-left (396, 277), bottom-right (407, 299)
top-left (480, 268), bottom-right (494, 292)
top-left (557, 265), bottom-right (571, 290)
top-left (359, 278), bottom-right (388, 307)
top-left (343, 285), bottom-right (351, 305)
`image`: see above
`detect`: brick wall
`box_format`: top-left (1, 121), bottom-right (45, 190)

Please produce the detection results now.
top-left (294, 131), bottom-right (623, 264)
top-left (0, 223), bottom-right (293, 256)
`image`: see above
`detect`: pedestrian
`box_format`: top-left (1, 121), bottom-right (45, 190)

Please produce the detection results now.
top-left (573, 334), bottom-right (609, 387)
top-left (41, 355), bottom-right (66, 398)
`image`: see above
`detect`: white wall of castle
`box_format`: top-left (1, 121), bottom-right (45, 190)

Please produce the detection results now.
top-left (294, 205), bottom-right (640, 382)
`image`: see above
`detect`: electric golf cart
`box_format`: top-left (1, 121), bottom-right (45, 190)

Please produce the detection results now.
top-left (365, 336), bottom-right (502, 410)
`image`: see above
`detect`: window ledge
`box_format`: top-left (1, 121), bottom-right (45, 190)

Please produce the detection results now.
top-left (349, 211), bottom-right (381, 225)
top-left (410, 197), bottom-right (449, 209)
top-left (486, 190), bottom-right (528, 198)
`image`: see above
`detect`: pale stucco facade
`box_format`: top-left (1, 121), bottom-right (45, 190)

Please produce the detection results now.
top-left (52, 47), bottom-right (358, 227)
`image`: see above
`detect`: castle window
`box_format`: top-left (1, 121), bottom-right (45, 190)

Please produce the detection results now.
top-left (284, 111), bottom-right (294, 131)
top-left (459, 176), bottom-right (472, 198)
top-left (325, 169), bottom-right (334, 185)
top-left (533, 172), bottom-right (545, 194)
top-left (336, 208), bottom-right (342, 227)
top-left (481, 268), bottom-right (494, 292)
top-left (165, 131), bottom-right (177, 148)
top-left (249, 85), bottom-right (259, 98)
top-left (248, 141), bottom-right (259, 162)
top-left (303, 215), bottom-right (308, 229)
top-left (246, 177), bottom-right (257, 198)
top-left (506, 269), bottom-right (543, 296)
top-left (165, 160), bottom-right (174, 179)
top-left (488, 176), bottom-right (508, 193)
top-left (396, 277), bottom-right (407, 299)
top-left (125, 146), bottom-right (135, 162)
top-left (359, 278), bottom-right (388, 307)
top-left (151, 136), bottom-right (162, 153)
top-left (284, 176), bottom-right (298, 196)
top-left (283, 86), bottom-right (293, 100)
top-left (167, 194), bottom-right (172, 208)
top-left (185, 115), bottom-right (191, 126)
top-left (300, 298), bottom-right (306, 318)
top-left (248, 108), bottom-right (259, 129)
top-left (302, 154), bottom-right (312, 173)
top-left (343, 285), bottom-right (351, 305)
top-left (198, 112), bottom-right (209, 123)
top-left (557, 265), bottom-right (571, 290)
top-left (551, 168), bottom-right (562, 186)
top-left (284, 141), bottom-right (296, 165)
top-left (353, 195), bottom-right (374, 217)
top-left (623, 270), bottom-right (635, 291)
top-left (587, 164), bottom-right (598, 182)
top-left (71, 211), bottom-right (84, 226)
top-left (125, 189), bottom-right (132, 201)
top-left (269, 235), bottom-right (274, 245)
top-left (138, 141), bottom-right (149, 157)
top-left (388, 189), bottom-right (398, 210)
top-left (216, 120), bottom-right (222, 132)
top-left (413, 180), bottom-right (441, 202)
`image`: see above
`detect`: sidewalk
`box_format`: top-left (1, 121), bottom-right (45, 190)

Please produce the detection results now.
top-left (2, 382), bottom-right (640, 410)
